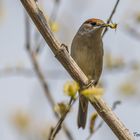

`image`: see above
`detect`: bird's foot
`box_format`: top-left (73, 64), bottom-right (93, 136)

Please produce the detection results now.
top-left (87, 80), bottom-right (97, 88)
top-left (82, 80), bottom-right (97, 90)
top-left (60, 44), bottom-right (69, 53)
top-left (55, 44), bottom-right (69, 58)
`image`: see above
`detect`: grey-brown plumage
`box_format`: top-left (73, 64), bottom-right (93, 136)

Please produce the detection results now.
top-left (71, 18), bottom-right (104, 129)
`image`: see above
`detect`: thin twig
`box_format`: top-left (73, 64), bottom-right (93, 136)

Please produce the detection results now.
top-left (25, 14), bottom-right (74, 140)
top-left (29, 52), bottom-right (74, 140)
top-left (112, 100), bottom-right (121, 110)
top-left (21, 0), bottom-right (134, 139)
top-left (49, 97), bottom-right (76, 140)
top-left (25, 13), bottom-right (55, 107)
top-left (102, 0), bottom-right (120, 37)
top-left (87, 100), bottom-right (122, 140)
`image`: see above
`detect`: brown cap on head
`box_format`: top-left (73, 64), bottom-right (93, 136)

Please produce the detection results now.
top-left (84, 18), bottom-right (104, 26)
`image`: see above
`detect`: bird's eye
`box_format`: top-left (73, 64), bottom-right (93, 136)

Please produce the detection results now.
top-left (91, 22), bottom-right (97, 26)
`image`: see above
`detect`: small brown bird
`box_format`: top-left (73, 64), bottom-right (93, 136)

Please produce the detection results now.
top-left (71, 18), bottom-right (106, 129)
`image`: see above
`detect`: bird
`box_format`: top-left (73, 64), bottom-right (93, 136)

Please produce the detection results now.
top-left (71, 18), bottom-right (106, 129)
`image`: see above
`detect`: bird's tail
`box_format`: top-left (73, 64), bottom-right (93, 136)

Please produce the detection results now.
top-left (77, 94), bottom-right (88, 129)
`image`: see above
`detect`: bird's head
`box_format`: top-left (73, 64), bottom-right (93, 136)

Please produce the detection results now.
top-left (78, 18), bottom-right (107, 36)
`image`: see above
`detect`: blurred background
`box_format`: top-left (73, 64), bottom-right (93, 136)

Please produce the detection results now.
top-left (0, 0), bottom-right (140, 139)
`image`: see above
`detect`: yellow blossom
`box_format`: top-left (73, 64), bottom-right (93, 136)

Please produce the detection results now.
top-left (107, 23), bottom-right (117, 29)
top-left (64, 81), bottom-right (79, 98)
top-left (90, 112), bottom-right (98, 133)
top-left (54, 102), bottom-right (69, 117)
top-left (50, 22), bottom-right (59, 32)
top-left (81, 87), bottom-right (104, 99)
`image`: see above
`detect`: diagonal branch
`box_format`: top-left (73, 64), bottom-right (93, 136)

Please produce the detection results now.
top-left (87, 100), bottom-right (122, 140)
top-left (21, 0), bottom-right (134, 139)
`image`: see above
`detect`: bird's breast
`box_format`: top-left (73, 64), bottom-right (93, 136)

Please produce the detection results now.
top-left (71, 35), bottom-right (103, 80)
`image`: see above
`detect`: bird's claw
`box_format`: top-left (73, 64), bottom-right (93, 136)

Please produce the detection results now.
top-left (87, 80), bottom-right (97, 88)
top-left (55, 44), bottom-right (69, 58)
top-left (61, 44), bottom-right (69, 53)
top-left (82, 80), bottom-right (97, 90)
